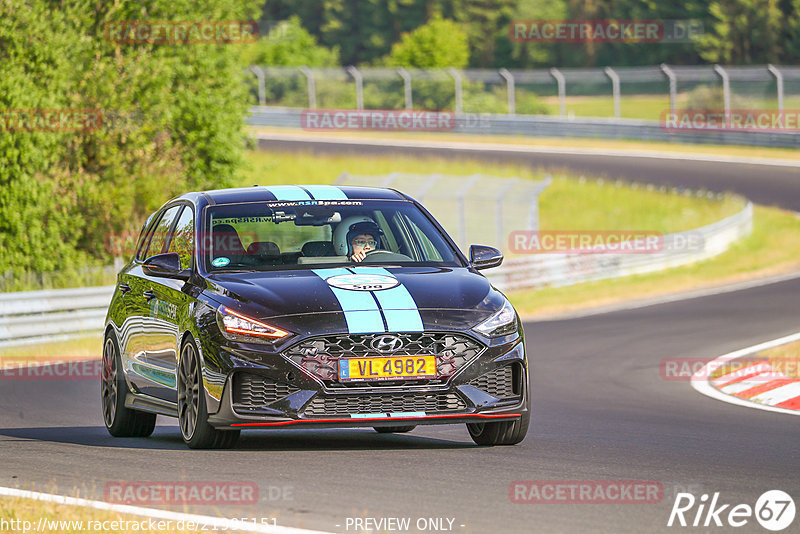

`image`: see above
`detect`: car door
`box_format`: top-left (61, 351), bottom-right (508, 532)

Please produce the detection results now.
top-left (126, 204), bottom-right (183, 400)
top-left (140, 204), bottom-right (196, 402)
top-left (118, 210), bottom-right (158, 383)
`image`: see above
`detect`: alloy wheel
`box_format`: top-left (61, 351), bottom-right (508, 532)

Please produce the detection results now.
top-left (101, 338), bottom-right (118, 427)
top-left (178, 343), bottom-right (200, 440)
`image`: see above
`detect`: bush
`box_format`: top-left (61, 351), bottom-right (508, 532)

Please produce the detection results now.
top-left (0, 0), bottom-right (258, 284)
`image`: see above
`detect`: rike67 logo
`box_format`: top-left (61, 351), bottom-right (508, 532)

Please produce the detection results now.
top-left (668, 490), bottom-right (796, 531)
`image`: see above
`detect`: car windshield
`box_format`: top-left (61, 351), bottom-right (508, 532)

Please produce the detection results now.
top-left (204, 199), bottom-right (463, 271)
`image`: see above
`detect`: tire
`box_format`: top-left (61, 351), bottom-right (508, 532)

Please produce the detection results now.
top-left (177, 337), bottom-right (240, 449)
top-left (374, 425), bottom-right (416, 434)
top-left (467, 411), bottom-right (530, 446)
top-left (101, 336), bottom-right (156, 438)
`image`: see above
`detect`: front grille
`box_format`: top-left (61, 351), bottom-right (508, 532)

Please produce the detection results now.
top-left (283, 332), bottom-right (484, 385)
top-left (469, 365), bottom-right (518, 399)
top-left (302, 392), bottom-right (467, 417)
top-left (233, 373), bottom-right (299, 409)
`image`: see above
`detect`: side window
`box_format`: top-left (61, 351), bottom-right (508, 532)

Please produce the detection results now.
top-left (134, 211), bottom-right (158, 261)
top-left (141, 205), bottom-right (182, 260)
top-left (407, 219), bottom-right (443, 261)
top-left (167, 206), bottom-right (194, 269)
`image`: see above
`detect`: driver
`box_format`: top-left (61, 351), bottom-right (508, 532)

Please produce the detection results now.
top-left (332, 217), bottom-right (384, 263)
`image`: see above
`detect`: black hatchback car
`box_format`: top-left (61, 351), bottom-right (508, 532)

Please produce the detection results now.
top-left (102, 185), bottom-right (529, 448)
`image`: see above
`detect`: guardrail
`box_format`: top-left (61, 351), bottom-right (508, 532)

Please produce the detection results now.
top-left (485, 202), bottom-right (753, 291)
top-left (0, 203), bottom-right (753, 348)
top-left (248, 106), bottom-right (800, 148)
top-left (0, 286), bottom-right (113, 348)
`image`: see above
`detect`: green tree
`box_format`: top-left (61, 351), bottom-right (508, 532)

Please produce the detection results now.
top-left (433, 0), bottom-right (517, 67)
top-left (0, 0), bottom-right (258, 280)
top-left (695, 0), bottom-right (783, 63)
top-left (384, 14), bottom-right (470, 68)
top-left (241, 16), bottom-right (340, 66)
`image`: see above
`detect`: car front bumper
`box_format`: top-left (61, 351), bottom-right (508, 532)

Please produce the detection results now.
top-left (204, 332), bottom-right (529, 429)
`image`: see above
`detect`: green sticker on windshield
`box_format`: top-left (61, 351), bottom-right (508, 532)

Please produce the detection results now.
top-left (212, 257), bottom-right (230, 267)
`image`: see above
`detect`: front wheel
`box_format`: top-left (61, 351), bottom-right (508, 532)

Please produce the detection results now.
top-left (467, 412), bottom-right (529, 446)
top-left (177, 337), bottom-right (240, 449)
top-left (101, 336), bottom-right (156, 438)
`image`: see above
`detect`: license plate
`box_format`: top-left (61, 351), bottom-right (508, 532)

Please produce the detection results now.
top-left (338, 355), bottom-right (436, 382)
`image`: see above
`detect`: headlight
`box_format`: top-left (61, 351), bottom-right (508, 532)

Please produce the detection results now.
top-left (216, 306), bottom-right (291, 343)
top-left (473, 299), bottom-right (518, 337)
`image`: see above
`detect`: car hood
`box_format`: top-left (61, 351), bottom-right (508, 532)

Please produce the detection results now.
top-left (202, 266), bottom-right (506, 335)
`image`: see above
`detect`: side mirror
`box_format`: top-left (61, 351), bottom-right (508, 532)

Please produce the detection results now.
top-left (142, 253), bottom-right (190, 280)
top-left (469, 245), bottom-right (503, 270)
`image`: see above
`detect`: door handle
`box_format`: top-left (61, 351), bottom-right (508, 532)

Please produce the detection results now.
top-left (143, 290), bottom-right (156, 301)
top-left (119, 284), bottom-right (131, 294)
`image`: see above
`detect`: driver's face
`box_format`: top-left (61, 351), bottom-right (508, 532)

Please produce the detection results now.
top-left (351, 233), bottom-right (377, 254)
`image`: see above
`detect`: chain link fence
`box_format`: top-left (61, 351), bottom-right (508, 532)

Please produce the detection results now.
top-left (334, 172), bottom-right (552, 252)
top-left (247, 64), bottom-right (800, 121)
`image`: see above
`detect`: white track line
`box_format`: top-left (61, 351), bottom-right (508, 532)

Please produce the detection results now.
top-left (254, 132), bottom-right (800, 168)
top-left (0, 486), bottom-right (333, 534)
top-left (749, 381), bottom-right (800, 405)
top-left (691, 331), bottom-right (800, 416)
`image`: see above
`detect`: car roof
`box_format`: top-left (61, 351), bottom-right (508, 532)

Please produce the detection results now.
top-left (176, 185), bottom-right (409, 206)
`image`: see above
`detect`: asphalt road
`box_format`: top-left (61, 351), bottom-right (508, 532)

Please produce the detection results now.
top-left (1, 138), bottom-right (799, 533)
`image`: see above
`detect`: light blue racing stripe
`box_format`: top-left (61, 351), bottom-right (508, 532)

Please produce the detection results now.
top-left (304, 185), bottom-right (348, 200)
top-left (264, 185), bottom-right (312, 201)
top-left (350, 267), bottom-right (424, 332)
top-left (390, 411), bottom-right (426, 418)
top-left (351, 413), bottom-right (388, 419)
top-left (313, 269), bottom-right (385, 334)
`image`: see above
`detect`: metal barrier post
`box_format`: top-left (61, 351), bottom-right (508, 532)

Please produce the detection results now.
top-left (249, 66), bottom-right (266, 106)
top-left (713, 65), bottom-right (731, 125)
top-left (495, 178), bottom-right (518, 249)
top-left (499, 68), bottom-right (516, 115)
top-left (448, 68), bottom-right (464, 115)
top-left (381, 172), bottom-right (400, 188)
top-left (456, 175), bottom-right (481, 247)
top-left (416, 174), bottom-right (440, 204)
top-left (397, 67), bottom-right (413, 110)
top-left (604, 67), bottom-right (621, 118)
top-left (527, 175), bottom-right (553, 231)
top-left (550, 68), bottom-right (566, 117)
top-left (660, 64), bottom-right (677, 113)
top-left (767, 64), bottom-right (784, 113)
top-left (299, 66), bottom-right (316, 109)
top-left (346, 66), bottom-right (364, 110)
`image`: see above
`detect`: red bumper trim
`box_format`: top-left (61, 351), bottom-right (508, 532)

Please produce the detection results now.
top-left (231, 412), bottom-right (521, 427)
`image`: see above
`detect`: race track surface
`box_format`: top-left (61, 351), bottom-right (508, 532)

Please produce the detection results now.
top-left (2, 138), bottom-right (798, 533)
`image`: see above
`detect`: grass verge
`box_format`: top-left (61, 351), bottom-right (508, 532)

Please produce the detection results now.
top-left (0, 335), bottom-right (101, 363)
top-left (762, 340), bottom-right (800, 379)
top-left (512, 205), bottom-right (800, 317)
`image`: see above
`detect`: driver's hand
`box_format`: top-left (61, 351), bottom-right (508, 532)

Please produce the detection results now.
top-left (351, 250), bottom-right (366, 262)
